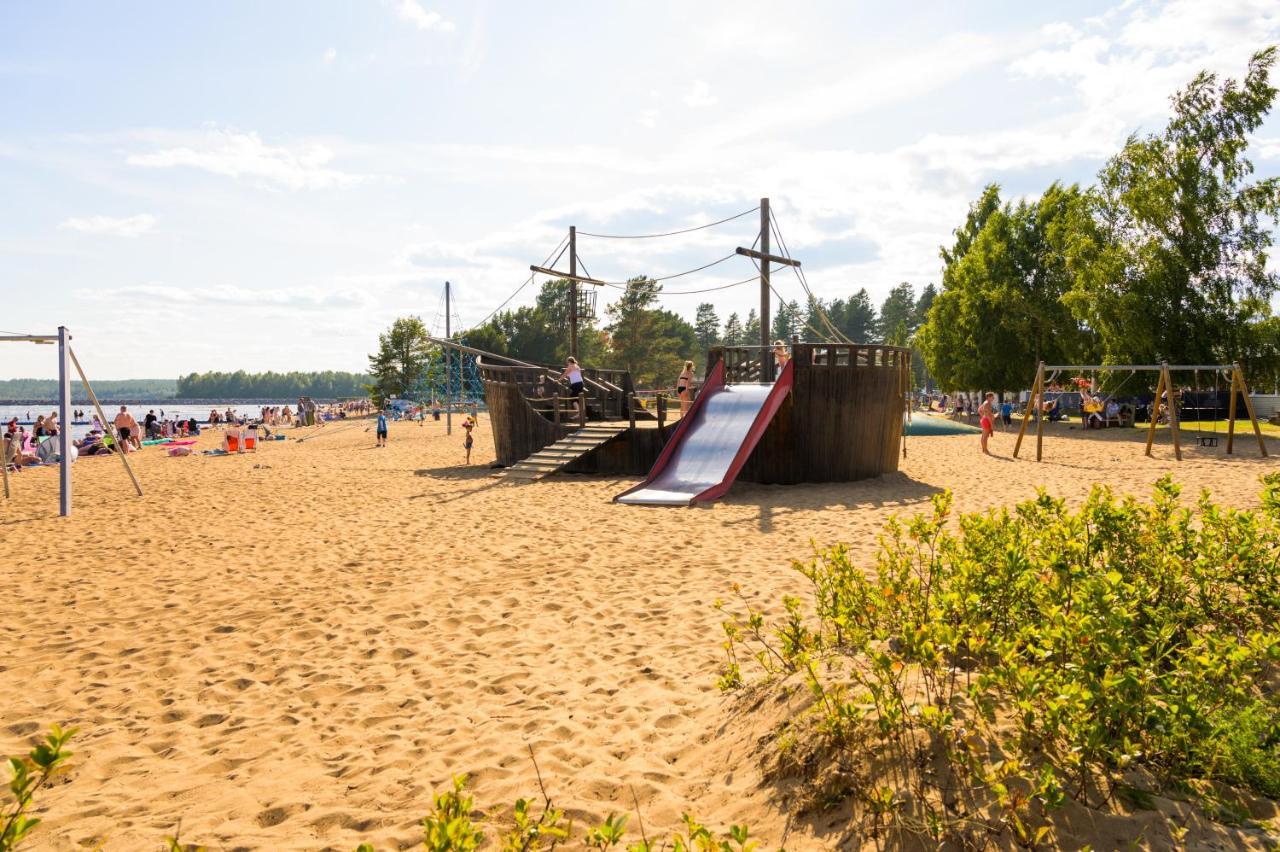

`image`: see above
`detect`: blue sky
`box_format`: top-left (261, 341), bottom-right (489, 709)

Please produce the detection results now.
top-left (2, 0), bottom-right (1278, 378)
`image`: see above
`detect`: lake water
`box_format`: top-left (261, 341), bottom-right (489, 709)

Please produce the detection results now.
top-left (0, 402), bottom-right (298, 440)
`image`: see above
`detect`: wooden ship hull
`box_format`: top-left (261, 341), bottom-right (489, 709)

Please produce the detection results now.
top-left (478, 343), bottom-right (910, 488)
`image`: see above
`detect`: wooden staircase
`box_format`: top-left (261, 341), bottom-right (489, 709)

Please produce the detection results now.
top-left (494, 425), bottom-right (625, 481)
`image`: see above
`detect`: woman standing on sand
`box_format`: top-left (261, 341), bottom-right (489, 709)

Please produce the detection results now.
top-left (978, 392), bottom-right (995, 455)
top-left (676, 360), bottom-right (696, 415)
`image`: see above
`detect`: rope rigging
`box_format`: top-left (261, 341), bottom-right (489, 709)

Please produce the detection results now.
top-left (767, 211), bottom-right (854, 345)
top-left (465, 233), bottom-right (570, 332)
top-left (575, 205), bottom-right (759, 239)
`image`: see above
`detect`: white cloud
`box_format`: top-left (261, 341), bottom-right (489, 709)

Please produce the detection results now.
top-left (637, 109), bottom-right (660, 128)
top-left (1257, 137), bottom-right (1280, 158)
top-left (82, 283), bottom-right (370, 310)
top-left (394, 0), bottom-right (454, 32)
top-left (683, 80), bottom-right (717, 108)
top-left (323, 47), bottom-right (337, 64)
top-left (58, 214), bottom-right (156, 237)
top-left (126, 128), bottom-right (368, 191)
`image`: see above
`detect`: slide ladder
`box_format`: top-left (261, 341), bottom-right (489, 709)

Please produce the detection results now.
top-left (494, 425), bottom-right (625, 481)
top-left (615, 359), bottom-right (793, 506)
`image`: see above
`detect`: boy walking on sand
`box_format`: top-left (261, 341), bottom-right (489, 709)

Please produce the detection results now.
top-left (376, 410), bottom-right (388, 447)
top-left (463, 417), bottom-right (474, 463)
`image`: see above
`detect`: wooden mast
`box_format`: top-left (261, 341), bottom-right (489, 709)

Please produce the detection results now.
top-left (759, 197), bottom-right (772, 381)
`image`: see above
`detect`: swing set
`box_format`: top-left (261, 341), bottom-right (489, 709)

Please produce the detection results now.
top-left (1014, 360), bottom-right (1268, 462)
top-left (1, 328), bottom-right (143, 516)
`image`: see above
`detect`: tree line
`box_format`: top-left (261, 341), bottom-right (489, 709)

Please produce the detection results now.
top-left (917, 47), bottom-right (1280, 394)
top-left (0, 378), bottom-right (177, 401)
top-left (175, 370), bottom-right (373, 399)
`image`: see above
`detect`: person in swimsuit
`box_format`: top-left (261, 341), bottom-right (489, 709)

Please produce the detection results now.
top-left (772, 340), bottom-right (789, 371)
top-left (676, 360), bottom-right (696, 415)
top-left (558, 357), bottom-right (585, 418)
top-left (559, 357), bottom-right (585, 396)
top-left (463, 417), bottom-right (475, 463)
top-left (113, 405), bottom-right (139, 453)
top-left (978, 392), bottom-right (995, 455)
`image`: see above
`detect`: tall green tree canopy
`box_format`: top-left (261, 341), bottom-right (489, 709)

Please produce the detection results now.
top-left (831, 289), bottom-right (879, 343)
top-left (722, 312), bottom-right (744, 346)
top-left (1064, 47), bottom-right (1280, 367)
top-left (917, 182), bottom-right (1095, 392)
top-left (368, 316), bottom-right (432, 402)
top-left (605, 277), bottom-right (696, 386)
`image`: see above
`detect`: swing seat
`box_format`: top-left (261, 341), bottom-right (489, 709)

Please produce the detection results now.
top-left (1198, 435), bottom-right (1218, 448)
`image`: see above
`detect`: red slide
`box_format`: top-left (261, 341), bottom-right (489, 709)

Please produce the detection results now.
top-left (615, 359), bottom-right (794, 506)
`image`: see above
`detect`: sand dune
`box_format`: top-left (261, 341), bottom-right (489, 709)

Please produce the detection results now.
top-left (1, 416), bottom-right (1275, 849)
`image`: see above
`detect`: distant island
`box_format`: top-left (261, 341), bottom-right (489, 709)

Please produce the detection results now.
top-left (0, 378), bottom-right (177, 401)
top-left (0, 371), bottom-right (373, 402)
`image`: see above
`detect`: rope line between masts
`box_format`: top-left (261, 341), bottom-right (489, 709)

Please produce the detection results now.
top-left (575, 206), bottom-right (759, 239)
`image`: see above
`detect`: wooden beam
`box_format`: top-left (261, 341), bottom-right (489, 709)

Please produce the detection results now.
top-left (67, 346), bottom-right (143, 497)
top-left (1014, 362), bottom-right (1042, 459)
top-left (1234, 363), bottom-right (1268, 457)
top-left (1227, 367), bottom-right (1239, 455)
top-left (1165, 363), bottom-right (1182, 461)
top-left (735, 246), bottom-right (801, 268)
top-left (1144, 366), bottom-right (1165, 457)
top-left (529, 265), bottom-right (609, 287)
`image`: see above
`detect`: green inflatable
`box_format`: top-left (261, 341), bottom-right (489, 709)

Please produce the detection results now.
top-left (903, 414), bottom-right (981, 436)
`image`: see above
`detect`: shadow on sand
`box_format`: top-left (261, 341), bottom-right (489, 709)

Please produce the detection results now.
top-left (715, 473), bottom-right (946, 534)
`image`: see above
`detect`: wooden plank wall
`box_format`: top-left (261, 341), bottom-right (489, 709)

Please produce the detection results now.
top-left (479, 368), bottom-right (568, 466)
top-left (483, 344), bottom-right (908, 482)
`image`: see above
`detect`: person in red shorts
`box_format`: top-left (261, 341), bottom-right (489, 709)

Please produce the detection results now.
top-left (978, 392), bottom-right (996, 455)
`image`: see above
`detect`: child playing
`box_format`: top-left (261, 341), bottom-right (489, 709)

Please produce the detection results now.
top-left (376, 410), bottom-right (388, 447)
top-left (463, 416), bottom-right (475, 463)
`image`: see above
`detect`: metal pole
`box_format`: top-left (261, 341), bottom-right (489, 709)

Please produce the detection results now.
top-left (759, 197), bottom-right (772, 381)
top-left (569, 225), bottom-right (578, 362)
top-left (57, 326), bottom-right (71, 516)
top-left (445, 280), bottom-right (452, 436)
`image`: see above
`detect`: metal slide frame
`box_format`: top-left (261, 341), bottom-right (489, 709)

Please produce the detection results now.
top-left (615, 359), bottom-right (794, 506)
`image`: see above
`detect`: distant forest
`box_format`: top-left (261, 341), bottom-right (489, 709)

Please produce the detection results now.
top-left (0, 378), bottom-right (176, 400)
top-left (175, 370), bottom-right (372, 399)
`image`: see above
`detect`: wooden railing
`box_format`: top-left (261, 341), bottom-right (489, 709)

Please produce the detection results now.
top-left (804, 343), bottom-right (910, 369)
top-left (477, 359), bottom-right (633, 422)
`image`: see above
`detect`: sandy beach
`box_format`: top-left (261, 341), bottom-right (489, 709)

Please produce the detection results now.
top-left (1, 417), bottom-right (1276, 849)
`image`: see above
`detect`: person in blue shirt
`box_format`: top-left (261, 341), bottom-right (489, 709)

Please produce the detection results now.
top-left (1000, 399), bottom-right (1013, 427)
top-left (375, 410), bottom-right (389, 447)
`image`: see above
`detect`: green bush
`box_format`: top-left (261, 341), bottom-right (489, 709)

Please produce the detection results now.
top-left (1, 726), bottom-right (74, 851)
top-left (719, 475), bottom-right (1280, 844)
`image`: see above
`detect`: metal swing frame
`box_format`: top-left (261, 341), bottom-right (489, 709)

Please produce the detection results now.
top-left (1014, 360), bottom-right (1268, 462)
top-left (1, 328), bottom-right (142, 516)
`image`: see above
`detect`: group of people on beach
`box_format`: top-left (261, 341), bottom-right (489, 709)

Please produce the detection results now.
top-left (373, 402), bottom-right (478, 463)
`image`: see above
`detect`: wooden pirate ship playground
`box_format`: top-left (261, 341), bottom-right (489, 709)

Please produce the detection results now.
top-left (429, 199), bottom-right (913, 507)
